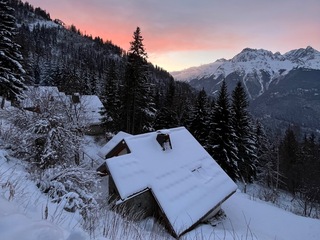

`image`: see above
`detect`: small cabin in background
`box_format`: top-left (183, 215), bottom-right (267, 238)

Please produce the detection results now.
top-left (21, 86), bottom-right (64, 113)
top-left (97, 127), bottom-right (237, 238)
top-left (71, 94), bottom-right (105, 135)
top-left (20, 86), bottom-right (105, 135)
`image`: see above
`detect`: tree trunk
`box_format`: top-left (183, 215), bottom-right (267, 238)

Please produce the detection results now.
top-left (1, 95), bottom-right (6, 109)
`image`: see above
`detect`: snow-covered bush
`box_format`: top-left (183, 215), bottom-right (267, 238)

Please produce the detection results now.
top-left (35, 165), bottom-right (99, 214)
top-left (2, 89), bottom-right (103, 232)
top-left (0, 113), bottom-right (26, 152)
top-left (5, 89), bottom-right (84, 168)
top-left (28, 115), bottom-right (81, 168)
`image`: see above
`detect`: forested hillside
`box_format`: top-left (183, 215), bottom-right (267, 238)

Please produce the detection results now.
top-left (9, 0), bottom-right (195, 132)
top-left (172, 47), bottom-right (320, 136)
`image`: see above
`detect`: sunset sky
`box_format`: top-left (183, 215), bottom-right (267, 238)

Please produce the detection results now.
top-left (26, 0), bottom-right (320, 71)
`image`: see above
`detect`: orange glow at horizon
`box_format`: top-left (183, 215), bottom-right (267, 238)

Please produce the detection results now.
top-left (25, 0), bottom-right (320, 72)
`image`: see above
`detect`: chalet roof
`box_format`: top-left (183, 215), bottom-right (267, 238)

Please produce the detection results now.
top-left (98, 131), bottom-right (132, 159)
top-left (102, 127), bottom-right (237, 236)
top-left (21, 86), bottom-right (65, 108)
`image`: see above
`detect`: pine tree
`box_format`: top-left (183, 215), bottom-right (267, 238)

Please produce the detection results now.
top-left (231, 81), bottom-right (256, 183)
top-left (279, 127), bottom-right (300, 193)
top-left (121, 27), bottom-right (155, 134)
top-left (100, 60), bottom-right (121, 132)
top-left (255, 121), bottom-right (282, 190)
top-left (298, 133), bottom-right (320, 206)
top-left (174, 81), bottom-right (194, 127)
top-left (208, 81), bottom-right (239, 180)
top-left (153, 107), bottom-right (179, 130)
top-left (0, 0), bottom-right (27, 108)
top-left (165, 76), bottom-right (175, 109)
top-left (189, 88), bottom-right (210, 148)
top-left (153, 77), bottom-right (179, 130)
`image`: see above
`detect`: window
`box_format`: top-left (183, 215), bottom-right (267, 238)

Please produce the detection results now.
top-left (106, 140), bottom-right (131, 158)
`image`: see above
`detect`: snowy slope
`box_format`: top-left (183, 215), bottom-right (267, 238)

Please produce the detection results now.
top-left (27, 19), bottom-right (59, 30)
top-left (0, 150), bottom-right (90, 240)
top-left (170, 59), bottom-right (226, 82)
top-left (1, 147), bottom-right (320, 240)
top-left (284, 46), bottom-right (320, 68)
top-left (186, 191), bottom-right (320, 240)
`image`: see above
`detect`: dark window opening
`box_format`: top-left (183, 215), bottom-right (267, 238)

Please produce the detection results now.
top-left (106, 140), bottom-right (131, 158)
top-left (96, 162), bottom-right (108, 176)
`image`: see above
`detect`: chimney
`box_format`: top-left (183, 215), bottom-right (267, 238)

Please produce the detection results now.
top-left (156, 130), bottom-right (172, 151)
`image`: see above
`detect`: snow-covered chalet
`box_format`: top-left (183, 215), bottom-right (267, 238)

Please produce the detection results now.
top-left (20, 86), bottom-right (105, 135)
top-left (97, 127), bottom-right (237, 237)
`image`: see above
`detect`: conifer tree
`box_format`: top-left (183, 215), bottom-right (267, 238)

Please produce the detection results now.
top-left (122, 27), bottom-right (155, 134)
top-left (231, 81), bottom-right (256, 183)
top-left (153, 77), bottom-right (179, 130)
top-left (298, 134), bottom-right (320, 205)
top-left (255, 120), bottom-right (281, 189)
top-left (165, 76), bottom-right (176, 109)
top-left (189, 88), bottom-right (210, 148)
top-left (171, 81), bottom-right (193, 127)
top-left (208, 81), bottom-right (239, 180)
top-left (279, 127), bottom-right (300, 193)
top-left (153, 107), bottom-right (179, 130)
top-left (0, 0), bottom-right (27, 108)
top-left (101, 60), bottom-right (121, 132)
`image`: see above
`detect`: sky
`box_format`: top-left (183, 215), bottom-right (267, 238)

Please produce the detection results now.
top-left (25, 0), bottom-right (320, 72)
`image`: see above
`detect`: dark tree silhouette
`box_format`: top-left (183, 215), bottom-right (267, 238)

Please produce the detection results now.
top-left (121, 27), bottom-right (155, 134)
top-left (208, 81), bottom-right (239, 180)
top-left (231, 81), bottom-right (256, 183)
top-left (0, 0), bottom-right (26, 108)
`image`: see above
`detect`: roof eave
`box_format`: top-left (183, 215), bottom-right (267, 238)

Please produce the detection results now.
top-left (176, 189), bottom-right (237, 237)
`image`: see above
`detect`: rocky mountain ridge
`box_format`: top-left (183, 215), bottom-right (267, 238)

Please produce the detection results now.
top-left (171, 46), bottom-right (320, 135)
top-left (172, 46), bottom-right (320, 99)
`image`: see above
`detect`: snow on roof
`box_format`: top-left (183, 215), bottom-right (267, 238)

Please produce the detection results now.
top-left (97, 131), bottom-right (132, 159)
top-left (79, 95), bottom-right (104, 125)
top-left (20, 86), bottom-right (104, 125)
top-left (103, 127), bottom-right (237, 236)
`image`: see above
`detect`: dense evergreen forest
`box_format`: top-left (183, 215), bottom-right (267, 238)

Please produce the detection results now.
top-left (1, 0), bottom-right (319, 219)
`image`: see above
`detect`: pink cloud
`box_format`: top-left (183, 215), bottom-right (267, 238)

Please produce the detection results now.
top-left (25, 0), bottom-right (320, 70)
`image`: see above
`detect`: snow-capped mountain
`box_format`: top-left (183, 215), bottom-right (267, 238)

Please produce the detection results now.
top-left (170, 58), bottom-right (226, 82)
top-left (172, 46), bottom-right (320, 99)
top-left (284, 46), bottom-right (320, 67)
top-left (171, 46), bottom-right (320, 135)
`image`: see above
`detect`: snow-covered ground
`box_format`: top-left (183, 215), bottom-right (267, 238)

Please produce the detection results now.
top-left (187, 191), bottom-right (320, 240)
top-left (0, 148), bottom-right (92, 240)
top-left (1, 146), bottom-right (320, 240)
top-left (1, 101), bottom-right (319, 240)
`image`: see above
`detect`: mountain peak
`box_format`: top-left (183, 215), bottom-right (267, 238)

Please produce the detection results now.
top-left (216, 58), bottom-right (227, 62)
top-left (171, 46), bottom-right (320, 82)
top-left (284, 46), bottom-right (320, 61)
top-left (231, 48), bottom-right (276, 62)
top-left (306, 45), bottom-right (314, 51)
